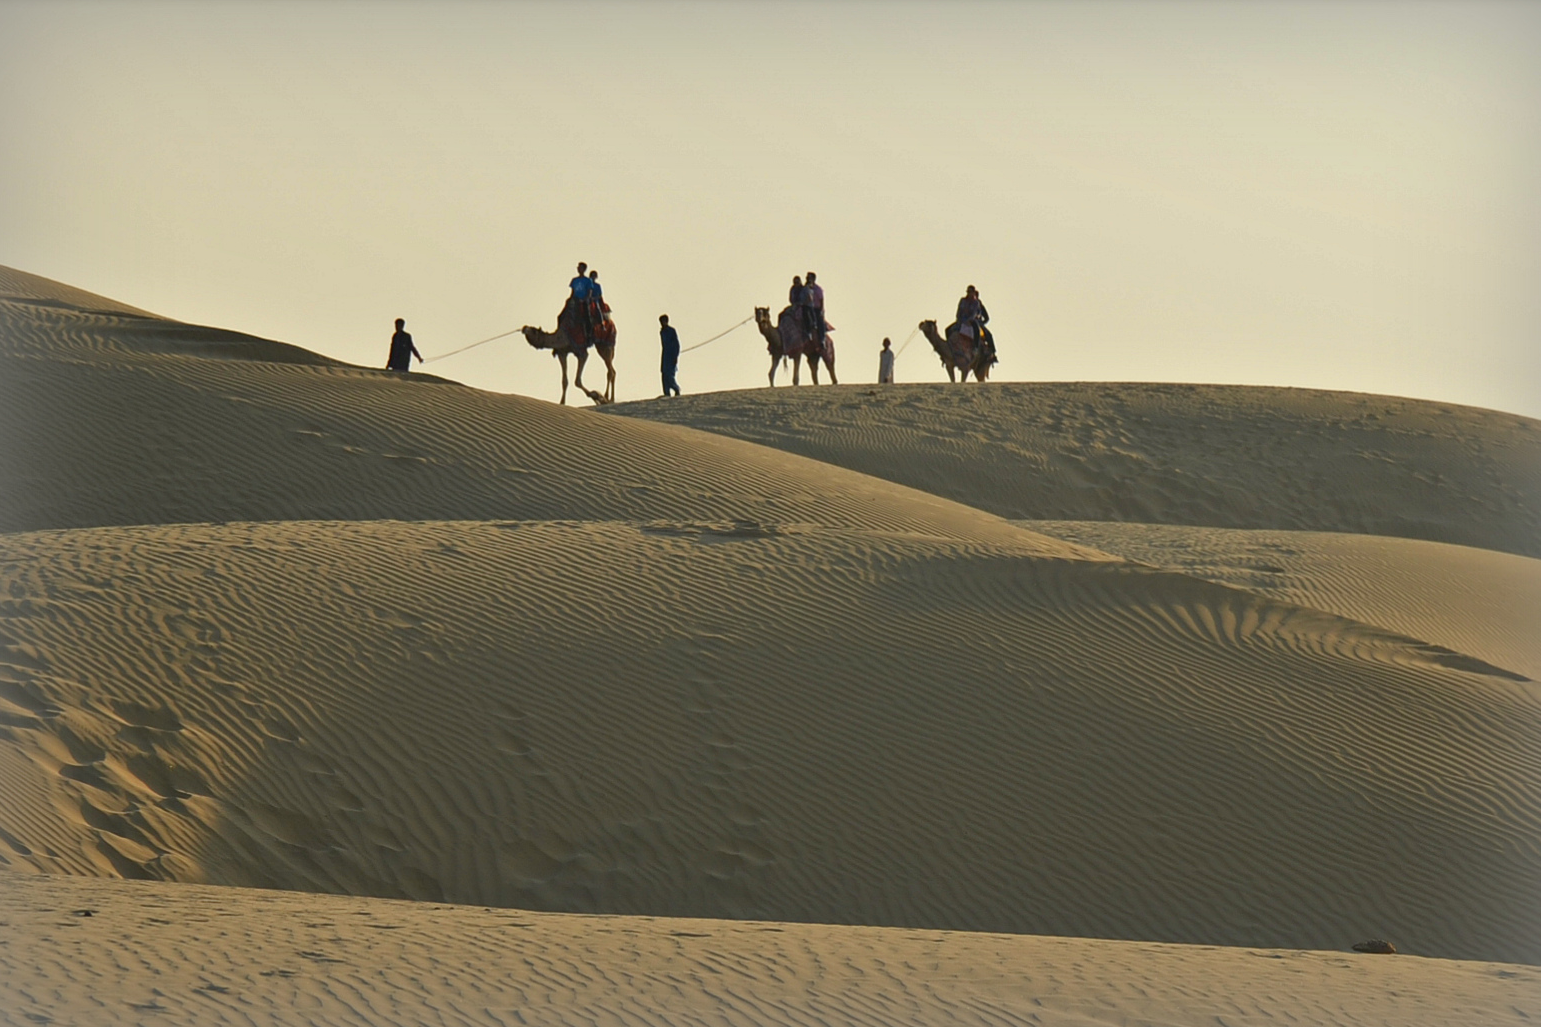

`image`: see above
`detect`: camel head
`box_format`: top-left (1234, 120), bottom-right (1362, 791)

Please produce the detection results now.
top-left (520, 326), bottom-right (548, 349)
top-left (918, 319), bottom-right (942, 342)
top-left (754, 306), bottom-right (770, 327)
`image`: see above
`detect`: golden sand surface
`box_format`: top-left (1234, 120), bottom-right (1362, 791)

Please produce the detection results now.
top-left (2, 264), bottom-right (1538, 1023)
top-left (4, 871), bottom-right (1535, 1027)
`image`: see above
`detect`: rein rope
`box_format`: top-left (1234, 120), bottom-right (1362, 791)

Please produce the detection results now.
top-left (422, 328), bottom-right (522, 364)
top-left (425, 314), bottom-right (754, 364)
top-left (680, 315), bottom-right (755, 354)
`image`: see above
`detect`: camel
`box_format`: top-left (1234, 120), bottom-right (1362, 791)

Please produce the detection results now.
top-left (919, 319), bottom-right (995, 382)
top-left (754, 306), bottom-right (837, 386)
top-left (521, 301), bottom-right (617, 405)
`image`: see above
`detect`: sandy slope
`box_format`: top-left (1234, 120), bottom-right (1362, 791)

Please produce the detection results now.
top-left (607, 384), bottom-right (1541, 558)
top-left (1025, 522), bottom-right (1541, 683)
top-left (4, 872), bottom-right (1535, 1027)
top-left (0, 267), bottom-right (1074, 555)
top-left (2, 519), bottom-right (1538, 963)
top-left (0, 266), bottom-right (160, 319)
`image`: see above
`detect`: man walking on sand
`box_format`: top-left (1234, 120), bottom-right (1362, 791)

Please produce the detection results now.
top-left (659, 314), bottom-right (682, 397)
top-left (386, 318), bottom-right (422, 372)
top-left (878, 337), bottom-right (895, 384)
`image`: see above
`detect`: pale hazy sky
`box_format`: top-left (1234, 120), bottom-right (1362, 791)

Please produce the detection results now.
top-left (3, 0), bottom-right (1539, 414)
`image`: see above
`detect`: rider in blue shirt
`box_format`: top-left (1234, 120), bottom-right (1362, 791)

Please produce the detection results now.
top-left (566, 262), bottom-right (595, 345)
top-left (569, 262), bottom-right (593, 302)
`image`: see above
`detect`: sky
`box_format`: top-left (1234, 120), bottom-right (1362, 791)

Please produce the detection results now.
top-left (2, 0), bottom-right (1539, 415)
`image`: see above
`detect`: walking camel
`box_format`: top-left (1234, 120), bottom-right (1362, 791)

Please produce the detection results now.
top-left (754, 306), bottom-right (837, 386)
top-left (521, 303), bottom-right (617, 405)
top-left (919, 319), bottom-right (995, 382)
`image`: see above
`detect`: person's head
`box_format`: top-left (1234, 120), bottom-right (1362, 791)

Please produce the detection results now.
top-left (882, 338), bottom-right (891, 350)
top-left (659, 314), bottom-right (669, 326)
top-left (589, 270), bottom-right (599, 280)
top-left (792, 275), bottom-right (802, 286)
top-left (806, 271), bottom-right (817, 283)
top-left (967, 285), bottom-right (977, 297)
top-left (395, 318), bottom-right (405, 329)
top-left (577, 262), bottom-right (588, 275)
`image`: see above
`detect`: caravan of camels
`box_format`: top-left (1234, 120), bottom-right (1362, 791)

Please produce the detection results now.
top-left (517, 265), bottom-right (999, 403)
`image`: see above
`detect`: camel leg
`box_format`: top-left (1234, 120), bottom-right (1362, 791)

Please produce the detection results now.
top-left (602, 351), bottom-right (616, 403)
top-left (558, 352), bottom-right (570, 405)
top-left (946, 364), bottom-right (957, 383)
top-left (792, 355), bottom-right (801, 386)
top-left (573, 350), bottom-right (589, 397)
top-left (826, 355), bottom-right (838, 386)
top-left (768, 356), bottom-right (778, 387)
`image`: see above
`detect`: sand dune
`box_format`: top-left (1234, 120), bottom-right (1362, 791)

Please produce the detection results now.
top-left (0, 265), bottom-right (160, 319)
top-left (1026, 521), bottom-right (1541, 683)
top-left (4, 871), bottom-right (1535, 1027)
top-left (3, 265), bottom-right (1539, 1020)
top-left (0, 266), bottom-right (1073, 555)
top-left (2, 518), bottom-right (1538, 963)
top-left (608, 383), bottom-right (1541, 558)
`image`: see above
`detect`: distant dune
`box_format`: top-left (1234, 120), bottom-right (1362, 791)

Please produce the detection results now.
top-left (608, 383), bottom-right (1541, 558)
top-left (1, 264), bottom-right (1537, 1022)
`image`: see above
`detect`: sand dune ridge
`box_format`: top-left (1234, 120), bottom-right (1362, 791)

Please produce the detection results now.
top-left (609, 383), bottom-right (1541, 558)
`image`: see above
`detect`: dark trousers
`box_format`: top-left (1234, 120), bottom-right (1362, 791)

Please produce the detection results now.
top-left (662, 369), bottom-right (681, 396)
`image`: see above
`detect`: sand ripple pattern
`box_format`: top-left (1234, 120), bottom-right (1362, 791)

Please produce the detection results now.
top-left (1026, 521), bottom-right (1541, 683)
top-left (0, 521), bottom-right (1537, 963)
top-left (608, 383), bottom-right (1541, 558)
top-left (4, 871), bottom-right (1536, 1027)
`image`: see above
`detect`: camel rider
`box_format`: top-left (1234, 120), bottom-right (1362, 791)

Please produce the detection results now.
top-left (805, 271), bottom-right (825, 346)
top-left (569, 262), bottom-right (592, 302)
top-left (789, 276), bottom-right (807, 333)
top-left (589, 269), bottom-right (615, 343)
top-left (567, 262), bottom-right (596, 346)
top-left (953, 285), bottom-right (992, 357)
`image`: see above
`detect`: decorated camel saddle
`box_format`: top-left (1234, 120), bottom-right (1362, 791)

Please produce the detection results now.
top-left (775, 305), bottom-right (833, 361)
top-left (945, 320), bottom-right (992, 364)
top-left (559, 298), bottom-right (616, 353)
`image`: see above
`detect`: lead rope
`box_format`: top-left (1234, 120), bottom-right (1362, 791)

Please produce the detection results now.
top-left (425, 313), bottom-right (755, 364)
top-left (680, 315), bottom-right (754, 354)
top-left (422, 327), bottom-right (522, 364)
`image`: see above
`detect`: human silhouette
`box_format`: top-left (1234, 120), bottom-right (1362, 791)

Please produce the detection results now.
top-left (878, 337), bottom-right (895, 384)
top-left (386, 318), bottom-right (423, 372)
top-left (659, 314), bottom-right (682, 397)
